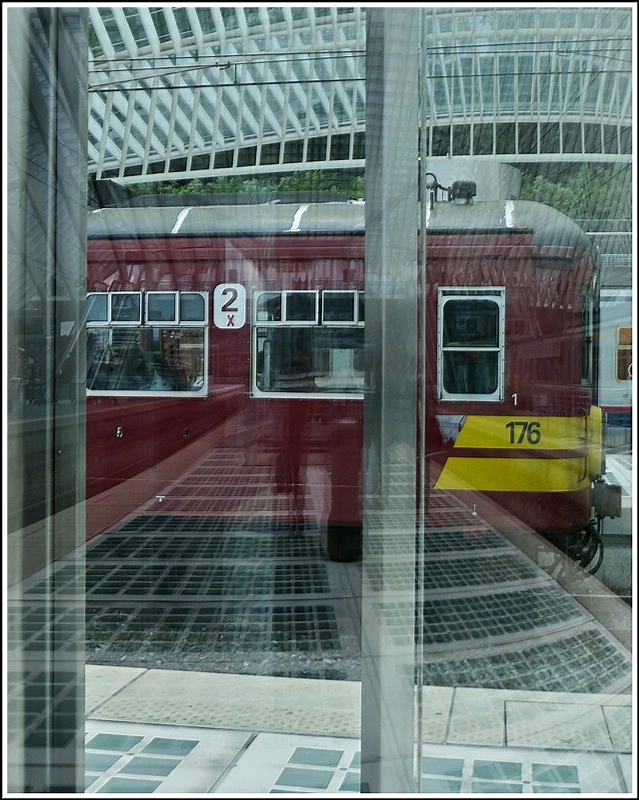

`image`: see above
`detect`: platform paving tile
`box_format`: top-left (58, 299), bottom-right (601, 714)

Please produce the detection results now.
top-left (84, 719), bottom-right (251, 794)
top-left (84, 721), bottom-right (632, 794)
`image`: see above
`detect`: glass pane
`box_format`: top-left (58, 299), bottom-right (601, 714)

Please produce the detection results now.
top-left (179, 292), bottom-right (206, 321)
top-left (358, 292), bottom-right (365, 322)
top-left (255, 327), bottom-right (365, 394)
top-left (6, 6), bottom-right (632, 797)
top-left (442, 350), bottom-right (498, 394)
top-left (6, 7), bottom-right (87, 792)
top-left (87, 292), bottom-right (108, 321)
top-left (415, 9), bottom-right (633, 800)
top-left (443, 299), bottom-right (499, 346)
top-left (255, 327), bottom-right (315, 391)
top-left (147, 292), bottom-right (176, 322)
top-left (323, 290), bottom-right (356, 322)
top-left (111, 292), bottom-right (141, 323)
top-left (86, 326), bottom-right (206, 393)
top-left (256, 292), bottom-right (281, 321)
top-left (285, 291), bottom-right (317, 322)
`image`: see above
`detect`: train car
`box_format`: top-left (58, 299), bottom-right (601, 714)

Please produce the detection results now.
top-left (598, 288), bottom-right (633, 434)
top-left (594, 241), bottom-right (633, 449)
top-left (85, 185), bottom-right (621, 567)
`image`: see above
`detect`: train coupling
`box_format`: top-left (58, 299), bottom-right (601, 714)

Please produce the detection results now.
top-left (592, 476), bottom-right (622, 520)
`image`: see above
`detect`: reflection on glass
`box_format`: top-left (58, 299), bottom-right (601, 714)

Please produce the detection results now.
top-left (111, 292), bottom-right (141, 323)
top-left (6, 4), bottom-right (633, 797)
top-left (86, 327), bottom-right (206, 393)
top-left (442, 350), bottom-right (498, 395)
top-left (255, 326), bottom-right (365, 393)
top-left (442, 299), bottom-right (499, 346)
top-left (6, 6), bottom-right (87, 793)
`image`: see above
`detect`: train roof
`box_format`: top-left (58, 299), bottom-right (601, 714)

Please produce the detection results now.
top-left (87, 199), bottom-right (596, 257)
top-left (587, 232), bottom-right (632, 289)
top-left (88, 202), bottom-right (365, 238)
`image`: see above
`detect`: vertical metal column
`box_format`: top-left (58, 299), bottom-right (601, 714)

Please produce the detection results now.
top-left (5, 7), bottom-right (88, 793)
top-left (361, 9), bottom-right (420, 794)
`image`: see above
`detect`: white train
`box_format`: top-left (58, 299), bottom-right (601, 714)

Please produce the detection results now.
top-left (593, 235), bottom-right (633, 450)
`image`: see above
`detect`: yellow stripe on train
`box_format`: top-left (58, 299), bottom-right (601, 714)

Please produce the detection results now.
top-left (587, 405), bottom-right (604, 478)
top-left (434, 457), bottom-right (591, 492)
top-left (446, 414), bottom-right (595, 450)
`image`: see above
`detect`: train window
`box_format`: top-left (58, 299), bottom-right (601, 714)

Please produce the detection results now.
top-left (147, 292), bottom-right (177, 323)
top-left (253, 290), bottom-right (366, 397)
top-left (256, 292), bottom-right (282, 321)
top-left (86, 291), bottom-right (208, 396)
top-left (179, 292), bottom-right (207, 322)
top-left (616, 326), bottom-right (632, 381)
top-left (284, 291), bottom-right (317, 323)
top-left (438, 288), bottom-right (505, 401)
top-left (145, 292), bottom-right (208, 324)
top-left (110, 292), bottom-right (142, 324)
top-left (314, 328), bottom-right (365, 389)
top-left (86, 293), bottom-right (108, 323)
top-left (87, 327), bottom-right (206, 394)
top-left (322, 290), bottom-right (358, 323)
top-left (442, 299), bottom-right (499, 347)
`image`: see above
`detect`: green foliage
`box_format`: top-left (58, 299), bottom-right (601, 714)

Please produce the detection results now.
top-left (277, 170), bottom-right (345, 193)
top-left (127, 164), bottom-right (629, 227)
top-left (520, 165), bottom-right (631, 226)
top-left (128, 170), bottom-right (365, 200)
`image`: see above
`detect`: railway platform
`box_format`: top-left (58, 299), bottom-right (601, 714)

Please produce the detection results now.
top-left (8, 444), bottom-right (631, 795)
top-left (85, 665), bottom-right (632, 794)
top-left (77, 448), bottom-right (634, 794)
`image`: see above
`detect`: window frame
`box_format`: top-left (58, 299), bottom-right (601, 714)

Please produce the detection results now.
top-left (252, 289), bottom-right (366, 399)
top-left (616, 325), bottom-right (633, 382)
top-left (86, 290), bottom-right (209, 397)
top-left (437, 286), bottom-right (506, 402)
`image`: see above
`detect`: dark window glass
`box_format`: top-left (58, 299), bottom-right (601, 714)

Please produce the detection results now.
top-left (323, 291), bottom-right (356, 322)
top-left (286, 292), bottom-right (316, 322)
top-left (443, 350), bottom-right (498, 395)
top-left (86, 294), bottom-right (108, 322)
top-left (111, 293), bottom-right (141, 323)
top-left (147, 292), bottom-right (176, 322)
top-left (255, 326), bottom-right (365, 394)
top-left (443, 300), bottom-right (499, 347)
top-left (180, 293), bottom-right (206, 322)
top-left (256, 292), bottom-right (282, 321)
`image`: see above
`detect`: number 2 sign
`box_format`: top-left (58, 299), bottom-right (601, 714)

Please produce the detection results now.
top-left (213, 284), bottom-right (246, 329)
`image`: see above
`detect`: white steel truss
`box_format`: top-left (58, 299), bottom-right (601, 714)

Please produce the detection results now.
top-left (87, 7), bottom-right (632, 184)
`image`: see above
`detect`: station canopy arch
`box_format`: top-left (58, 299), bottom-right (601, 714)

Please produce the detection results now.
top-left (88, 7), bottom-right (632, 186)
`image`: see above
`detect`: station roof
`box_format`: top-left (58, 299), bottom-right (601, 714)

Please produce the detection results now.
top-left (88, 7), bottom-right (366, 184)
top-left (87, 7), bottom-right (632, 186)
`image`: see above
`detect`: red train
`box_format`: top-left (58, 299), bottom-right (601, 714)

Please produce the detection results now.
top-left (85, 185), bottom-right (620, 567)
